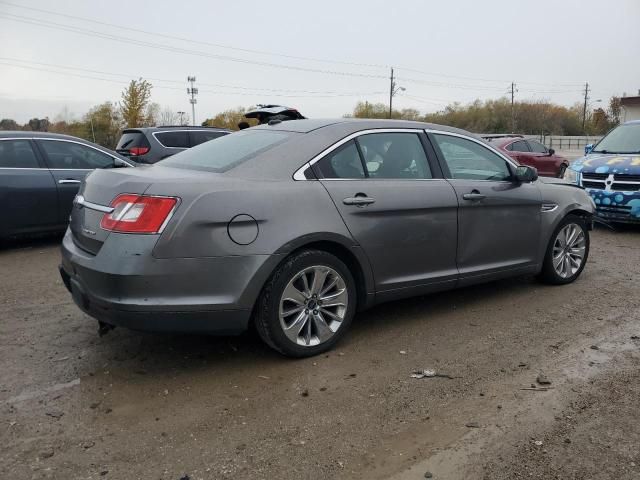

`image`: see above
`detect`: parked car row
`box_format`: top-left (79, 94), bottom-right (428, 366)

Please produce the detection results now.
top-left (59, 119), bottom-right (595, 357)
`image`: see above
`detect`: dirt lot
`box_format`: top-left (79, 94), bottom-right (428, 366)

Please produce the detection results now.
top-left (1, 226), bottom-right (639, 480)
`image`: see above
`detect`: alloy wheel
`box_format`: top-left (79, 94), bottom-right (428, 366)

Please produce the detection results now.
top-left (279, 265), bottom-right (348, 347)
top-left (552, 223), bottom-right (586, 279)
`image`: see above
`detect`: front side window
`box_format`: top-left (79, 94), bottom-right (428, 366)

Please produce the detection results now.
top-left (528, 140), bottom-right (547, 154)
top-left (40, 140), bottom-right (114, 169)
top-left (358, 133), bottom-right (432, 179)
top-left (433, 134), bottom-right (512, 181)
top-left (510, 140), bottom-right (530, 152)
top-left (155, 131), bottom-right (190, 148)
top-left (0, 140), bottom-right (40, 168)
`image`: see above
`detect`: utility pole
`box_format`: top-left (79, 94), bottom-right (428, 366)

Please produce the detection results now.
top-left (388, 67), bottom-right (405, 119)
top-left (389, 67), bottom-right (395, 119)
top-left (510, 81), bottom-right (517, 133)
top-left (187, 76), bottom-right (198, 126)
top-left (582, 82), bottom-right (590, 134)
top-left (177, 111), bottom-right (185, 126)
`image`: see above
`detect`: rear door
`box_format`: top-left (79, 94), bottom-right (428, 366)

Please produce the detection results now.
top-left (429, 131), bottom-right (541, 283)
top-left (314, 129), bottom-right (459, 296)
top-left (35, 139), bottom-right (116, 224)
top-left (0, 138), bottom-right (58, 236)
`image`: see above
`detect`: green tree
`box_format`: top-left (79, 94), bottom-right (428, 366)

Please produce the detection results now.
top-left (202, 106), bottom-right (257, 130)
top-left (120, 78), bottom-right (153, 128)
top-left (346, 101), bottom-right (421, 120)
top-left (84, 102), bottom-right (123, 148)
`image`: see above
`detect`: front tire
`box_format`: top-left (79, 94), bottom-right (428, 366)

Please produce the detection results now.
top-left (255, 249), bottom-right (356, 357)
top-left (538, 215), bottom-right (590, 285)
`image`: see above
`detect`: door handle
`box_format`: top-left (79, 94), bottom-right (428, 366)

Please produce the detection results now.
top-left (58, 179), bottom-right (81, 184)
top-left (343, 196), bottom-right (375, 206)
top-left (462, 191), bottom-right (486, 201)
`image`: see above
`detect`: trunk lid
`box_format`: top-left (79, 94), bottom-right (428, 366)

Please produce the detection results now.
top-left (70, 165), bottom-right (212, 255)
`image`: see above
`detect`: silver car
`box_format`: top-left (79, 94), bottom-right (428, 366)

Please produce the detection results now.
top-left (60, 119), bottom-right (595, 357)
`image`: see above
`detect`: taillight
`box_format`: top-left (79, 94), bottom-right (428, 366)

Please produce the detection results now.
top-left (130, 146), bottom-right (150, 156)
top-left (100, 194), bottom-right (178, 234)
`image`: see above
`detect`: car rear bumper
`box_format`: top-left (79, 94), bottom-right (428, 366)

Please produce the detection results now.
top-left (585, 188), bottom-right (640, 223)
top-left (60, 229), bottom-right (283, 334)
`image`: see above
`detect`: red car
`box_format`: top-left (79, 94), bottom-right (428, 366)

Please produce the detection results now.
top-left (482, 135), bottom-right (569, 178)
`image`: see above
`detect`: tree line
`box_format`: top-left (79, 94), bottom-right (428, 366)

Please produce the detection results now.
top-left (1, 81), bottom-right (622, 150)
top-left (0, 79), bottom-right (186, 149)
top-left (346, 96), bottom-right (621, 136)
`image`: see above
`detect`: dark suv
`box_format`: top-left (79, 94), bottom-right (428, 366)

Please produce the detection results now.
top-left (116, 126), bottom-right (230, 164)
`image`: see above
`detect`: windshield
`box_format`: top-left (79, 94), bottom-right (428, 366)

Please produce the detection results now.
top-left (592, 123), bottom-right (640, 154)
top-left (159, 129), bottom-right (292, 172)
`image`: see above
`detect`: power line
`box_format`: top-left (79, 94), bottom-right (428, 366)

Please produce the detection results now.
top-left (0, 1), bottom-right (587, 88)
top-left (0, 13), bottom-right (388, 80)
top-left (0, 61), bottom-right (386, 98)
top-left (0, 0), bottom-right (390, 70)
top-left (0, 57), bottom-right (384, 95)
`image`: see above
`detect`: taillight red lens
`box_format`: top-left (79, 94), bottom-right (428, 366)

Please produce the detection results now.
top-left (130, 147), bottom-right (150, 156)
top-left (100, 194), bottom-right (178, 234)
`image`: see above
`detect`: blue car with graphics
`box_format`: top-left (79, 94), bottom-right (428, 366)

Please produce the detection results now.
top-left (563, 120), bottom-right (640, 223)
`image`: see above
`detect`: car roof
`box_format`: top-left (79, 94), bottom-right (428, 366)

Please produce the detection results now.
top-left (122, 126), bottom-right (231, 133)
top-left (0, 130), bottom-right (128, 160)
top-left (251, 118), bottom-right (476, 136)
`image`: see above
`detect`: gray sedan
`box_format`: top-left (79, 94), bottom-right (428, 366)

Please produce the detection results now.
top-left (60, 119), bottom-right (595, 357)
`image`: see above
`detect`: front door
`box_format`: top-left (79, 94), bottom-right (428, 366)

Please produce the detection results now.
top-left (35, 139), bottom-right (116, 223)
top-left (313, 131), bottom-right (459, 295)
top-left (429, 132), bottom-right (542, 282)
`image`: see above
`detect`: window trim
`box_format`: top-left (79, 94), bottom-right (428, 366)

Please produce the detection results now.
top-left (426, 129), bottom-right (518, 182)
top-left (293, 128), bottom-right (430, 181)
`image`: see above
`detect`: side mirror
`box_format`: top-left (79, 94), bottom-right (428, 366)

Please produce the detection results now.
top-left (515, 165), bottom-right (538, 182)
top-left (548, 148), bottom-right (555, 156)
top-left (584, 144), bottom-right (594, 155)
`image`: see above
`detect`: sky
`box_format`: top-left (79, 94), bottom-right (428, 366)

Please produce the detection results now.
top-left (1, 0), bottom-right (639, 125)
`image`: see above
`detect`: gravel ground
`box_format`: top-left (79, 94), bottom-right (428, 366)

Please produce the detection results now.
top-left (1, 225), bottom-right (639, 480)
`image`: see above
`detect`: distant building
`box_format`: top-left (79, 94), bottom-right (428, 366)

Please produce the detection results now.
top-left (620, 91), bottom-right (640, 122)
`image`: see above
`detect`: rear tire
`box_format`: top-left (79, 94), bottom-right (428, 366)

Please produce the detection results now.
top-left (538, 214), bottom-right (589, 285)
top-left (254, 249), bottom-right (356, 357)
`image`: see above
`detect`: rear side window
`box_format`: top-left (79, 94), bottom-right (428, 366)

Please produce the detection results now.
top-left (155, 131), bottom-right (189, 148)
top-left (190, 130), bottom-right (228, 146)
top-left (0, 140), bottom-right (40, 168)
top-left (316, 140), bottom-right (365, 179)
top-left (528, 140), bottom-right (547, 153)
top-left (509, 140), bottom-right (530, 152)
top-left (160, 130), bottom-right (292, 172)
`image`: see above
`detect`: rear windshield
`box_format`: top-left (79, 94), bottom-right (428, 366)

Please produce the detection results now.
top-left (116, 131), bottom-right (150, 150)
top-left (190, 130), bottom-right (229, 146)
top-left (159, 129), bottom-right (292, 172)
